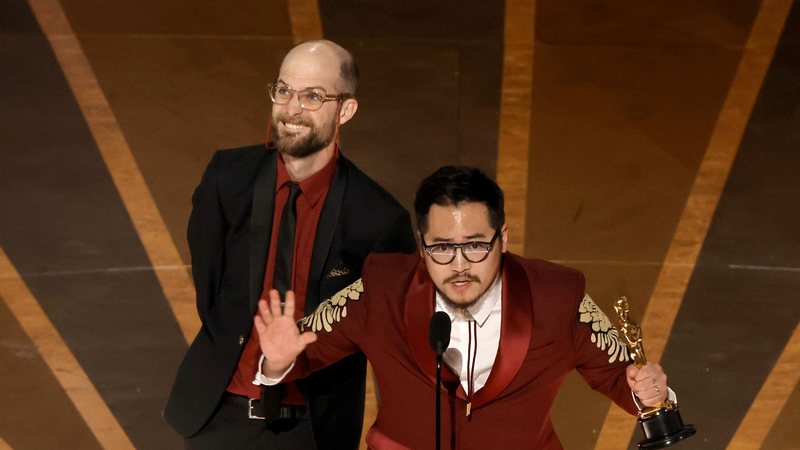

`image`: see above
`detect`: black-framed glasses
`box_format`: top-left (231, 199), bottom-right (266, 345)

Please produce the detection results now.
top-left (421, 229), bottom-right (501, 265)
top-left (268, 82), bottom-right (353, 111)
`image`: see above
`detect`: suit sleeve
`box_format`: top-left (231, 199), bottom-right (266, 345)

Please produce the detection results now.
top-left (571, 279), bottom-right (639, 415)
top-left (288, 278), bottom-right (368, 379)
top-left (187, 152), bottom-right (226, 327)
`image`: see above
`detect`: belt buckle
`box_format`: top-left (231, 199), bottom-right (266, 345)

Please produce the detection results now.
top-left (248, 398), bottom-right (266, 420)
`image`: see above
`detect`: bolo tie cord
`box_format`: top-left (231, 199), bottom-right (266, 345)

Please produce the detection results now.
top-left (464, 311), bottom-right (478, 417)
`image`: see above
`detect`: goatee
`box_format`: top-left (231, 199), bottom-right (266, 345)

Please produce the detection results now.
top-left (439, 273), bottom-right (482, 309)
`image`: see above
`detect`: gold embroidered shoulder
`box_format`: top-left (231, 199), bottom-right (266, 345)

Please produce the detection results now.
top-left (578, 294), bottom-right (631, 363)
top-left (299, 279), bottom-right (364, 332)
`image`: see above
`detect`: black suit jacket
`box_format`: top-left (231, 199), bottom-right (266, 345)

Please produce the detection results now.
top-left (164, 144), bottom-right (416, 449)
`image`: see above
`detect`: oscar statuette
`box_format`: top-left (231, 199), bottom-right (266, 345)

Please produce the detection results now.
top-left (614, 297), bottom-right (696, 449)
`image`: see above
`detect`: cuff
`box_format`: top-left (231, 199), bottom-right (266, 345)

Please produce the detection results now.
top-left (252, 354), bottom-right (295, 386)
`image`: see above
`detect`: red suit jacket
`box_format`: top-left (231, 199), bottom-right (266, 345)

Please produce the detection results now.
top-left (292, 253), bottom-right (638, 449)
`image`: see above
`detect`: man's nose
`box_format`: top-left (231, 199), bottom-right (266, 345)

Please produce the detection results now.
top-left (451, 249), bottom-right (470, 271)
top-left (285, 95), bottom-right (304, 116)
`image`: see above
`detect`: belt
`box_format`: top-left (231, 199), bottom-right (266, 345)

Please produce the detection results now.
top-left (224, 393), bottom-right (309, 421)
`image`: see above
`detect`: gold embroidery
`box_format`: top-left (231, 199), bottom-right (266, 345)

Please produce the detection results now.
top-left (578, 294), bottom-right (630, 363)
top-left (299, 279), bottom-right (364, 332)
top-left (327, 263), bottom-right (351, 278)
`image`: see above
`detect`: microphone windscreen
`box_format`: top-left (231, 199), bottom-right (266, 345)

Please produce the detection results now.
top-left (428, 311), bottom-right (451, 356)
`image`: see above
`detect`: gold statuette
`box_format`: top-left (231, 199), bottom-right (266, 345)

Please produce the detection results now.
top-left (613, 297), bottom-right (696, 449)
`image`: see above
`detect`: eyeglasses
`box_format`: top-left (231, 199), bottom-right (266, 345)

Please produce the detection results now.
top-left (268, 82), bottom-right (353, 111)
top-left (421, 229), bottom-right (501, 265)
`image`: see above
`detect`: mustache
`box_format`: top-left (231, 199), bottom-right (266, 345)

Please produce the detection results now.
top-left (445, 273), bottom-right (480, 284)
top-left (274, 113), bottom-right (313, 128)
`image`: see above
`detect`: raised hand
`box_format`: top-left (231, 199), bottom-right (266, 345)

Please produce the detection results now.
top-left (254, 289), bottom-right (318, 378)
top-left (626, 363), bottom-right (669, 407)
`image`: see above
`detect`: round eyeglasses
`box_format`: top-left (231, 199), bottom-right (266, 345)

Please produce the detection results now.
top-left (421, 229), bottom-right (501, 265)
top-left (268, 82), bottom-right (353, 111)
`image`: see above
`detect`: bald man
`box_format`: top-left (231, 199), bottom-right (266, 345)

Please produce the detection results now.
top-left (164, 40), bottom-right (417, 450)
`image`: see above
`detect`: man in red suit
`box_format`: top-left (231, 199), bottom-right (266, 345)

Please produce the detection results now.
top-left (255, 166), bottom-right (673, 449)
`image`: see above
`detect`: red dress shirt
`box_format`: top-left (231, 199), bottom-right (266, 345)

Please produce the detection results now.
top-left (226, 148), bottom-right (338, 401)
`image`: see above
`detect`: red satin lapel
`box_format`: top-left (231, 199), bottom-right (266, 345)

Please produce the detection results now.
top-left (403, 259), bottom-right (438, 385)
top-left (471, 255), bottom-right (532, 408)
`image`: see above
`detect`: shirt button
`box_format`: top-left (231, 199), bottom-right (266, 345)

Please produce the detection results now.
top-left (238, 335), bottom-right (245, 345)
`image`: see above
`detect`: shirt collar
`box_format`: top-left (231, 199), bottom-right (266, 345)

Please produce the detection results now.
top-left (275, 146), bottom-right (340, 208)
top-left (435, 274), bottom-right (503, 327)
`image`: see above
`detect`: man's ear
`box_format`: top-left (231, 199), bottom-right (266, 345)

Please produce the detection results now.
top-left (338, 98), bottom-right (358, 125)
top-left (500, 224), bottom-right (509, 253)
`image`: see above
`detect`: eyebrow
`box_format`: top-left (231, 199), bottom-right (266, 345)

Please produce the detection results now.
top-left (276, 79), bottom-right (328, 92)
top-left (427, 232), bottom-right (490, 243)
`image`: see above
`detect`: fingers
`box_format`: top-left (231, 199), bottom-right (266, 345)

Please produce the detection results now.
top-left (255, 290), bottom-right (297, 333)
top-left (268, 289), bottom-right (282, 316)
top-left (626, 364), bottom-right (639, 381)
top-left (628, 363), bottom-right (669, 405)
top-left (282, 291), bottom-right (296, 318)
top-left (300, 331), bottom-right (318, 346)
top-left (637, 384), bottom-right (662, 402)
top-left (267, 289), bottom-right (297, 317)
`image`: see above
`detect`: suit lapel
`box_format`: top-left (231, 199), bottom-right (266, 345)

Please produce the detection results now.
top-left (403, 259), bottom-right (438, 384)
top-left (472, 255), bottom-right (532, 408)
top-left (249, 149), bottom-right (278, 313)
top-left (305, 159), bottom-right (347, 315)
top-left (402, 259), bottom-right (464, 395)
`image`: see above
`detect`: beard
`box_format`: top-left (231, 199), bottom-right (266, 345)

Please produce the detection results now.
top-left (272, 112), bottom-right (336, 158)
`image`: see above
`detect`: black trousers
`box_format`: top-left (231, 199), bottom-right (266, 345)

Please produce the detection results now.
top-left (185, 394), bottom-right (318, 450)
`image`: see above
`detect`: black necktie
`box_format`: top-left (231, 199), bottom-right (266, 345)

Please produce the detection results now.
top-left (261, 182), bottom-right (300, 420)
top-left (273, 183), bottom-right (301, 298)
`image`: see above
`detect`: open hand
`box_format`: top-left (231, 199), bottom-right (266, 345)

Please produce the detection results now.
top-left (254, 289), bottom-right (317, 378)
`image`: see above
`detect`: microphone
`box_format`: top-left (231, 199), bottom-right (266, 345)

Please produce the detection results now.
top-left (428, 311), bottom-right (451, 356)
top-left (428, 311), bottom-right (450, 450)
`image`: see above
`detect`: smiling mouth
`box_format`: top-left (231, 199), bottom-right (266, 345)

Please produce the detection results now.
top-left (282, 121), bottom-right (309, 133)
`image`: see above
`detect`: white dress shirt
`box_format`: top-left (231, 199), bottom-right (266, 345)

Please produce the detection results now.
top-left (436, 275), bottom-right (503, 394)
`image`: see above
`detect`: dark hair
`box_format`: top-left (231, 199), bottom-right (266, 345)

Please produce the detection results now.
top-left (414, 166), bottom-right (505, 233)
top-left (339, 53), bottom-right (359, 95)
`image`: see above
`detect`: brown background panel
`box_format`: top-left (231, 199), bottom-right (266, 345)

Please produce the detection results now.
top-left (75, 35), bottom-right (291, 262)
top-left (26, 271), bottom-right (186, 449)
top-left (334, 40), bottom-right (502, 216)
top-left (660, 3), bottom-right (800, 444)
top-left (536, 0), bottom-right (758, 46)
top-left (319, 0), bottom-right (504, 40)
top-left (764, 385), bottom-right (800, 449)
top-left (528, 1), bottom-right (761, 448)
top-left (0, 296), bottom-right (103, 450)
top-left (526, 44), bottom-right (743, 264)
top-left (0, 1), bottom-right (188, 447)
top-left (58, 0), bottom-right (291, 36)
top-left (58, 0), bottom-right (294, 263)
top-left (320, 0), bottom-right (504, 218)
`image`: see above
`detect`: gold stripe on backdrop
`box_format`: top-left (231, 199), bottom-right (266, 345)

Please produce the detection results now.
top-left (0, 435), bottom-right (12, 450)
top-left (0, 247), bottom-right (135, 449)
top-left (496, 0), bottom-right (536, 255)
top-left (287, 0), bottom-right (323, 43)
top-left (730, 322), bottom-right (800, 447)
top-left (27, 0), bottom-right (199, 344)
top-left (594, 0), bottom-right (793, 448)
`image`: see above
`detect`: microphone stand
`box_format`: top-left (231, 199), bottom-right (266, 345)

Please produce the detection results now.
top-left (435, 352), bottom-right (443, 450)
top-left (429, 311), bottom-right (450, 450)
